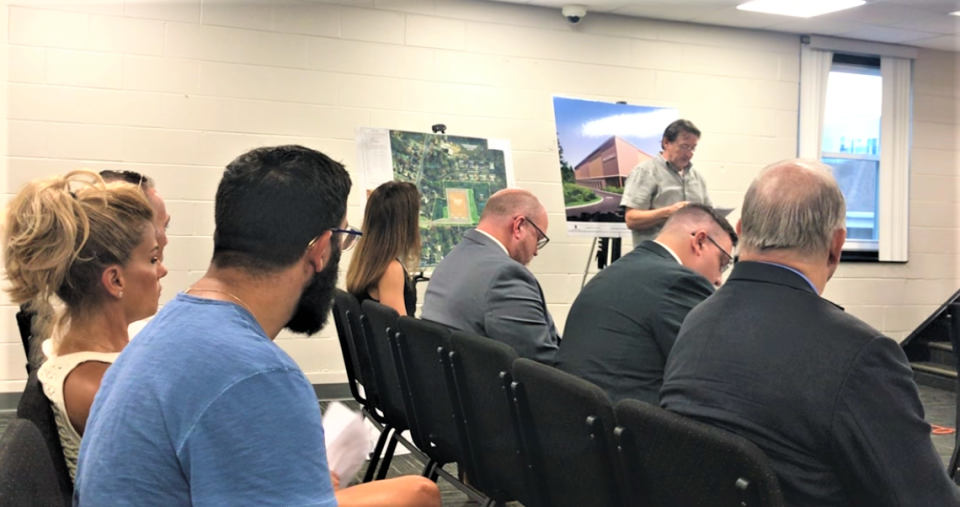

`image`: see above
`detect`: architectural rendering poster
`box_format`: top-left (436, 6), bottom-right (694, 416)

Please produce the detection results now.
top-left (356, 128), bottom-right (515, 267)
top-left (553, 96), bottom-right (679, 237)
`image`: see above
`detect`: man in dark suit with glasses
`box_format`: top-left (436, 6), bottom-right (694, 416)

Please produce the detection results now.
top-left (558, 203), bottom-right (736, 405)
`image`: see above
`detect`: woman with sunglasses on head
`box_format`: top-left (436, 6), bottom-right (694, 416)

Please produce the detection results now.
top-left (346, 181), bottom-right (421, 316)
top-left (3, 170), bottom-right (167, 482)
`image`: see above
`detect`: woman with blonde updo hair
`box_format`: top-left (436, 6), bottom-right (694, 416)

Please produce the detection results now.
top-left (3, 170), bottom-right (167, 481)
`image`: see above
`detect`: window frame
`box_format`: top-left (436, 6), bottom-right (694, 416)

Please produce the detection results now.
top-left (821, 59), bottom-right (882, 254)
top-left (799, 38), bottom-right (913, 263)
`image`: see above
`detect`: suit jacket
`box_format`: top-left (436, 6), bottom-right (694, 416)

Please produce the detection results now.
top-left (557, 241), bottom-right (714, 405)
top-left (661, 261), bottom-right (960, 507)
top-left (421, 229), bottom-right (560, 365)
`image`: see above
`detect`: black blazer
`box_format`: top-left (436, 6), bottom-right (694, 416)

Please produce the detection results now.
top-left (557, 241), bottom-right (714, 405)
top-left (662, 261), bottom-right (960, 507)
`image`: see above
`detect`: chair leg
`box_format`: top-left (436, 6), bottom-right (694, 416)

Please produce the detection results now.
top-left (375, 433), bottom-right (400, 480)
top-left (363, 425), bottom-right (394, 483)
top-left (950, 440), bottom-right (960, 483)
top-left (421, 460), bottom-right (437, 479)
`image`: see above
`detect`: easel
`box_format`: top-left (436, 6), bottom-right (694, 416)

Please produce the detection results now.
top-left (581, 237), bottom-right (622, 288)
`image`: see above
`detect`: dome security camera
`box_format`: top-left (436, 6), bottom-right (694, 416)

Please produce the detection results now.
top-left (562, 5), bottom-right (587, 25)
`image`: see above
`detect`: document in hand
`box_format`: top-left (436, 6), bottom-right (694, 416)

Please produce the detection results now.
top-left (322, 401), bottom-right (372, 482)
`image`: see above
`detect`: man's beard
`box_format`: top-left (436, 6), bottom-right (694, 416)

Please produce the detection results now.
top-left (285, 243), bottom-right (341, 336)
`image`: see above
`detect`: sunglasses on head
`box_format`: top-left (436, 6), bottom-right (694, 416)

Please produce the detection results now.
top-left (100, 170), bottom-right (147, 188)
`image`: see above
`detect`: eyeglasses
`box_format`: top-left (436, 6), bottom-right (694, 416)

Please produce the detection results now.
top-left (522, 217), bottom-right (550, 250)
top-left (705, 235), bottom-right (733, 274)
top-left (307, 225), bottom-right (363, 252)
top-left (99, 170), bottom-right (147, 188)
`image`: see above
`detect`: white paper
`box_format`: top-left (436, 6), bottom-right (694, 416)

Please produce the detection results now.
top-left (323, 402), bottom-right (372, 483)
top-left (355, 128), bottom-right (394, 208)
top-left (487, 137), bottom-right (516, 188)
top-left (566, 221), bottom-right (632, 237)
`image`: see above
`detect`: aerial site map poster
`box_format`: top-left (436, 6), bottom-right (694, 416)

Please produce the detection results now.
top-left (357, 128), bottom-right (515, 267)
top-left (553, 96), bottom-right (679, 237)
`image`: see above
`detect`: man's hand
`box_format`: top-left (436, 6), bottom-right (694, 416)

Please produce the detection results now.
top-left (331, 472), bottom-right (341, 491)
top-left (666, 201), bottom-right (690, 215)
top-left (625, 201), bottom-right (692, 232)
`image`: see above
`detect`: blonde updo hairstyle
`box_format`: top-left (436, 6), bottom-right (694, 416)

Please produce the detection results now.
top-left (3, 170), bottom-right (155, 353)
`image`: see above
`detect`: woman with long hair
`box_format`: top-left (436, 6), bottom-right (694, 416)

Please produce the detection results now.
top-left (3, 170), bottom-right (168, 481)
top-left (346, 181), bottom-right (421, 316)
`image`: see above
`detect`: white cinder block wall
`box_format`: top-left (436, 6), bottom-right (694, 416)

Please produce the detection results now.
top-left (0, 0), bottom-right (955, 393)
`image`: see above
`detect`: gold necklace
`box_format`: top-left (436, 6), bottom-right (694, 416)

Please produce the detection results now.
top-left (184, 287), bottom-right (253, 315)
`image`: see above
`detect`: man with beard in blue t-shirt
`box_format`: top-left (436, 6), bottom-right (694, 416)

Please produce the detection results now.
top-left (75, 146), bottom-right (439, 507)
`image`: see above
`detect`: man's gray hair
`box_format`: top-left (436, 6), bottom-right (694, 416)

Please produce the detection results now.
top-left (740, 159), bottom-right (846, 256)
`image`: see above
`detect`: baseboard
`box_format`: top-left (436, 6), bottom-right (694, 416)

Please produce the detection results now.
top-left (0, 392), bottom-right (20, 412)
top-left (0, 383), bottom-right (354, 412)
top-left (313, 383), bottom-right (353, 401)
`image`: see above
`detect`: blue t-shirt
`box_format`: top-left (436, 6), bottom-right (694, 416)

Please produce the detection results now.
top-left (74, 294), bottom-right (338, 507)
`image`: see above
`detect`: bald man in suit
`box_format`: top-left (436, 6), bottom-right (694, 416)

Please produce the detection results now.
top-left (662, 159), bottom-right (959, 507)
top-left (422, 189), bottom-right (560, 364)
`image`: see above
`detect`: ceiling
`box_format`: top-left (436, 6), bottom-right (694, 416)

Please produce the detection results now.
top-left (490, 0), bottom-right (960, 51)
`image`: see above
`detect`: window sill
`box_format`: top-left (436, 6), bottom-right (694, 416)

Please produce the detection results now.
top-left (840, 250), bottom-right (907, 263)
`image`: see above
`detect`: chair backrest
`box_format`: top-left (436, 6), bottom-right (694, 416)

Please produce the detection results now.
top-left (614, 399), bottom-right (785, 507)
top-left (947, 303), bottom-right (960, 479)
top-left (0, 419), bottom-right (66, 507)
top-left (16, 371), bottom-right (73, 506)
top-left (447, 329), bottom-right (533, 505)
top-left (511, 358), bottom-right (623, 507)
top-left (360, 300), bottom-right (408, 429)
top-left (332, 289), bottom-right (368, 406)
top-left (16, 305), bottom-right (35, 375)
top-left (395, 317), bottom-right (462, 466)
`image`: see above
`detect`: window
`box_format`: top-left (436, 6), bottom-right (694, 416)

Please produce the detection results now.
top-left (821, 57), bottom-right (881, 249)
top-left (799, 37), bottom-right (913, 262)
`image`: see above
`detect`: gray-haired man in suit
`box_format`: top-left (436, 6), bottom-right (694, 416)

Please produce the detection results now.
top-left (662, 159), bottom-right (960, 506)
top-left (422, 188), bottom-right (560, 365)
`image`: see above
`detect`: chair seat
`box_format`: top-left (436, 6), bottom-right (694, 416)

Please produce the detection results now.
top-left (614, 399), bottom-right (785, 507)
top-left (17, 371), bottom-right (73, 506)
top-left (0, 419), bottom-right (65, 507)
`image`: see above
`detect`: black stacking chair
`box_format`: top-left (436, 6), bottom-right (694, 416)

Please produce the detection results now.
top-left (16, 372), bottom-right (72, 506)
top-left (360, 300), bottom-right (423, 480)
top-left (614, 399), bottom-right (785, 507)
top-left (0, 419), bottom-right (63, 507)
top-left (16, 305), bottom-right (35, 375)
top-left (333, 290), bottom-right (397, 483)
top-left (395, 317), bottom-right (463, 479)
top-left (447, 330), bottom-right (537, 507)
top-left (947, 302), bottom-right (960, 481)
top-left (395, 318), bottom-right (488, 503)
top-left (332, 290), bottom-right (376, 413)
top-left (511, 359), bottom-right (623, 507)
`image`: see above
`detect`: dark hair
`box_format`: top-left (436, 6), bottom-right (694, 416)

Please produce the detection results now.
top-left (672, 203), bottom-right (738, 247)
top-left (99, 170), bottom-right (154, 190)
top-left (346, 181), bottom-right (421, 297)
top-left (212, 145), bottom-right (352, 274)
top-left (662, 119), bottom-right (701, 147)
